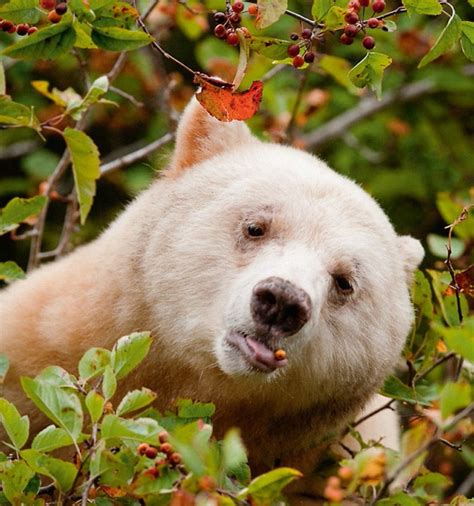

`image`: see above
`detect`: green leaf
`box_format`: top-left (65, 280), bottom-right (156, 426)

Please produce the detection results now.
top-left (89, 442), bottom-right (136, 486)
top-left (20, 376), bottom-right (83, 442)
top-left (132, 466), bottom-right (180, 495)
top-left (0, 0), bottom-right (41, 24)
top-left (63, 127), bottom-right (100, 224)
top-left (67, 75), bottom-right (109, 120)
top-left (0, 196), bottom-right (47, 235)
top-left (377, 492), bottom-right (421, 505)
top-left (0, 398), bottom-right (29, 451)
top-left (256, 0), bottom-right (287, 29)
top-left (91, 25), bottom-right (153, 51)
top-left (319, 55), bottom-right (357, 93)
top-left (436, 317), bottom-right (474, 363)
top-left (177, 399), bottom-right (215, 419)
top-left (78, 347), bottom-right (111, 381)
top-left (323, 6), bottom-right (345, 30)
top-left (116, 388), bottom-right (157, 416)
top-left (237, 467), bottom-right (302, 502)
top-left (21, 449), bottom-right (77, 492)
top-left (418, 13), bottom-right (462, 68)
top-left (413, 472), bottom-right (451, 499)
top-left (402, 0), bottom-right (442, 16)
top-left (460, 21), bottom-right (474, 62)
top-left (349, 52), bottom-right (392, 99)
top-left (0, 355), bottom-right (9, 385)
top-left (398, 420), bottom-right (432, 485)
top-left (31, 425), bottom-right (74, 452)
top-left (0, 61), bottom-right (5, 95)
top-left (435, 193), bottom-right (474, 239)
top-left (428, 270), bottom-right (469, 327)
top-left (312, 0), bottom-right (334, 21)
top-left (111, 332), bottom-right (152, 380)
top-left (35, 365), bottom-right (77, 388)
top-left (249, 36), bottom-right (291, 61)
top-left (222, 428), bottom-right (248, 476)
top-left (101, 414), bottom-right (162, 443)
top-left (73, 19), bottom-right (98, 49)
top-left (31, 80), bottom-right (75, 107)
top-left (0, 261), bottom-right (25, 281)
top-left (427, 234), bottom-right (464, 259)
top-left (0, 96), bottom-right (41, 133)
top-left (102, 365), bottom-right (117, 400)
top-left (412, 270), bottom-right (433, 320)
top-left (2, 19), bottom-right (76, 60)
top-left (86, 391), bottom-right (105, 423)
top-left (380, 376), bottom-right (436, 406)
top-left (440, 381), bottom-right (471, 419)
top-left (0, 460), bottom-right (34, 504)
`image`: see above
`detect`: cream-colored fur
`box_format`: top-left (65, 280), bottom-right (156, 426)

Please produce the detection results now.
top-left (0, 99), bottom-right (422, 500)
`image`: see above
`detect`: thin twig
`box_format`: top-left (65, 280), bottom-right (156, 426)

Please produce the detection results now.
top-left (352, 400), bottom-right (395, 428)
top-left (109, 85), bottom-right (144, 107)
top-left (287, 67), bottom-right (310, 142)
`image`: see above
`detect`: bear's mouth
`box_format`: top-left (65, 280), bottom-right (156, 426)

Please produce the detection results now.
top-left (225, 330), bottom-right (288, 373)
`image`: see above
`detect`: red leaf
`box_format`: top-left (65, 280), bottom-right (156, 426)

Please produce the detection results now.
top-left (454, 264), bottom-right (474, 298)
top-left (193, 74), bottom-right (263, 122)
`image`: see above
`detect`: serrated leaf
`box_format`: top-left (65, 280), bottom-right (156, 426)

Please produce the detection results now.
top-left (402, 0), bottom-right (442, 16)
top-left (380, 375), bottom-right (436, 406)
top-left (111, 332), bottom-right (152, 380)
top-left (418, 13), bottom-right (462, 68)
top-left (63, 127), bottom-right (100, 224)
top-left (176, 399), bottom-right (215, 419)
top-left (0, 398), bottom-right (29, 451)
top-left (0, 261), bottom-right (25, 281)
top-left (0, 196), bottom-right (47, 235)
top-left (237, 467), bottom-right (302, 501)
top-left (0, 0), bottom-right (41, 24)
top-left (86, 391), bottom-right (105, 423)
top-left (460, 21), bottom-right (474, 62)
top-left (256, 0), bottom-right (287, 29)
top-left (67, 75), bottom-right (109, 120)
top-left (89, 442), bottom-right (136, 486)
top-left (0, 354), bottom-right (9, 385)
top-left (349, 52), bottom-right (392, 99)
top-left (319, 55), bottom-right (357, 92)
top-left (35, 365), bottom-right (77, 388)
top-left (21, 449), bottom-right (77, 492)
top-left (116, 388), bottom-right (157, 416)
top-left (78, 347), bottom-right (111, 381)
top-left (91, 25), bottom-right (153, 51)
top-left (312, 0), bottom-right (334, 21)
top-left (20, 376), bottom-right (83, 442)
top-left (102, 365), bottom-right (117, 400)
top-left (440, 381), bottom-right (471, 419)
top-left (31, 425), bottom-right (74, 452)
top-left (0, 96), bottom-right (41, 133)
top-left (249, 36), bottom-right (291, 61)
top-left (2, 20), bottom-right (76, 60)
top-left (101, 415), bottom-right (162, 443)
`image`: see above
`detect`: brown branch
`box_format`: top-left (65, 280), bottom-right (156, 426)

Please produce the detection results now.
top-left (352, 400), bottom-right (395, 428)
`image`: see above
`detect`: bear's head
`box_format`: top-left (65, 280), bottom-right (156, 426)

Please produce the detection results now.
top-left (141, 99), bottom-right (423, 407)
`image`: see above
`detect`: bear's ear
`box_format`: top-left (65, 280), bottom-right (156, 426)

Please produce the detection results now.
top-left (168, 97), bottom-right (257, 177)
top-left (398, 236), bottom-right (424, 283)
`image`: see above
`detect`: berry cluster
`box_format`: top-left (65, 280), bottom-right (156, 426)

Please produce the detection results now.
top-left (40, 0), bottom-right (68, 24)
top-left (213, 1), bottom-right (256, 46)
top-left (136, 431), bottom-right (182, 476)
top-left (0, 19), bottom-right (38, 35)
top-left (287, 28), bottom-right (315, 68)
top-left (340, 0), bottom-right (386, 49)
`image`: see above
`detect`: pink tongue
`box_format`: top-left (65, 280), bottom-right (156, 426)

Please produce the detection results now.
top-left (245, 336), bottom-right (286, 369)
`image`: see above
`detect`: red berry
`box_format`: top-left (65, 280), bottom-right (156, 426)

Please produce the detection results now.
top-left (301, 28), bottom-right (312, 40)
top-left (214, 24), bottom-right (226, 37)
top-left (247, 3), bottom-right (258, 16)
top-left (213, 11), bottom-right (226, 23)
top-left (48, 9), bottom-right (62, 22)
top-left (292, 55), bottom-right (304, 68)
top-left (290, 32), bottom-right (299, 41)
top-left (360, 0), bottom-right (370, 6)
top-left (344, 11), bottom-right (359, 24)
top-left (362, 35), bottom-right (375, 49)
top-left (7, 24), bottom-right (16, 33)
top-left (39, 0), bottom-right (55, 9)
top-left (347, 0), bottom-right (361, 11)
top-left (367, 17), bottom-right (380, 28)
top-left (304, 51), bottom-right (315, 64)
top-left (160, 442), bottom-right (173, 455)
top-left (27, 26), bottom-right (38, 34)
top-left (16, 23), bottom-right (29, 35)
top-left (287, 44), bottom-right (300, 57)
top-left (229, 12), bottom-right (241, 24)
top-left (158, 431), bottom-right (169, 444)
top-left (1, 20), bottom-right (13, 31)
top-left (55, 2), bottom-right (67, 14)
top-left (137, 443), bottom-right (149, 455)
top-left (145, 446), bottom-right (158, 459)
top-left (340, 33), bottom-right (354, 45)
top-left (232, 1), bottom-right (244, 13)
top-left (169, 452), bottom-right (182, 466)
top-left (226, 31), bottom-right (239, 45)
top-left (344, 24), bottom-right (359, 37)
top-left (372, 0), bottom-right (385, 12)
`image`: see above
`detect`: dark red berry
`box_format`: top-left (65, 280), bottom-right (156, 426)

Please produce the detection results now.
top-left (348, 0), bottom-right (361, 12)
top-left (145, 446), bottom-right (158, 459)
top-left (362, 35), bottom-right (375, 49)
top-left (344, 24), bottom-right (358, 37)
top-left (160, 442), bottom-right (173, 455)
top-left (39, 0), bottom-right (55, 8)
top-left (1, 20), bottom-right (13, 31)
top-left (301, 28), bottom-right (312, 40)
top-left (304, 51), bottom-right (315, 63)
top-left (344, 11), bottom-right (359, 24)
top-left (55, 2), bottom-right (67, 14)
top-left (158, 431), bottom-right (169, 444)
top-left (137, 443), bottom-right (149, 455)
top-left (214, 24), bottom-right (226, 37)
top-left (360, 0), bottom-right (370, 6)
top-left (232, 1), bottom-right (244, 13)
top-left (226, 31), bottom-right (239, 45)
top-left (8, 24), bottom-right (16, 33)
top-left (340, 33), bottom-right (354, 45)
top-left (229, 12), bottom-right (241, 23)
top-left (372, 0), bottom-right (385, 12)
top-left (213, 11), bottom-right (226, 23)
top-left (290, 32), bottom-right (299, 41)
top-left (16, 23), bottom-right (29, 35)
top-left (367, 17), bottom-right (379, 28)
top-left (287, 44), bottom-right (300, 57)
top-left (292, 55), bottom-right (304, 68)
top-left (169, 452), bottom-right (182, 466)
top-left (27, 26), bottom-right (38, 34)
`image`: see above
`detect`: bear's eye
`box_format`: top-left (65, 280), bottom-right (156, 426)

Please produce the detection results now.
top-left (247, 223), bottom-right (265, 238)
top-left (334, 275), bottom-right (353, 294)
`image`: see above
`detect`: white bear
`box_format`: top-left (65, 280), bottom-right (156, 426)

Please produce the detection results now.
top-left (0, 99), bottom-right (423, 500)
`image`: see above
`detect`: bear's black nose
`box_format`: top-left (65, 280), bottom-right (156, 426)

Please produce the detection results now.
top-left (250, 276), bottom-right (312, 339)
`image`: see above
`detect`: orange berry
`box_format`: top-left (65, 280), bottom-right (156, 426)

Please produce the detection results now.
top-left (160, 442), bottom-right (172, 455)
top-left (158, 430), bottom-right (169, 443)
top-left (324, 486), bottom-right (344, 502)
top-left (274, 349), bottom-right (286, 361)
top-left (327, 476), bottom-right (341, 488)
top-left (137, 443), bottom-right (149, 455)
top-left (198, 476), bottom-right (216, 491)
top-left (338, 466), bottom-right (353, 481)
top-left (169, 452), bottom-right (182, 466)
top-left (247, 3), bottom-right (258, 16)
top-left (47, 9), bottom-right (62, 22)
